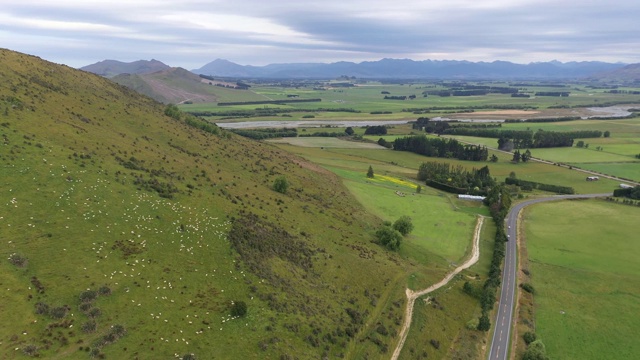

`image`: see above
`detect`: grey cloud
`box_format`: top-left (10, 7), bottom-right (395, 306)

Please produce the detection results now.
top-left (3, 0), bottom-right (639, 68)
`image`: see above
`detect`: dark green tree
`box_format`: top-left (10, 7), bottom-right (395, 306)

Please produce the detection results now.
top-left (576, 140), bottom-right (585, 148)
top-left (273, 176), bottom-right (289, 194)
top-left (416, 185), bottom-right (422, 194)
top-left (367, 166), bottom-right (374, 178)
top-left (477, 314), bottom-right (491, 331)
top-left (604, 130), bottom-right (610, 138)
top-left (512, 150), bottom-right (521, 163)
top-left (230, 301), bottom-right (247, 317)
top-left (375, 226), bottom-right (403, 250)
top-left (164, 104), bottom-right (182, 120)
top-left (522, 149), bottom-right (532, 162)
top-left (522, 340), bottom-right (549, 360)
top-left (463, 281), bottom-right (479, 298)
top-left (523, 331), bottom-right (537, 345)
top-left (490, 154), bottom-right (498, 162)
top-left (393, 216), bottom-right (414, 236)
top-left (345, 127), bottom-right (354, 136)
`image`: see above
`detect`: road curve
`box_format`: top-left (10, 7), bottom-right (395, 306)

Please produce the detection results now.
top-left (487, 193), bottom-right (611, 360)
top-left (391, 216), bottom-right (485, 360)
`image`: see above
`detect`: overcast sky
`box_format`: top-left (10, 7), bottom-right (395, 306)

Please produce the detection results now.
top-left (2, 0), bottom-right (639, 69)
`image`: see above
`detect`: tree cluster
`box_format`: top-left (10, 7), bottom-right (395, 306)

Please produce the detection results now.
top-left (511, 149), bottom-right (532, 163)
top-left (412, 117), bottom-right (453, 134)
top-left (363, 125), bottom-right (388, 135)
top-left (417, 162), bottom-right (495, 195)
top-left (394, 135), bottom-right (489, 161)
top-left (375, 216), bottom-right (414, 250)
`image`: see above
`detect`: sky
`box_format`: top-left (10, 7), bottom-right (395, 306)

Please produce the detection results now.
top-left (2, 0), bottom-right (639, 69)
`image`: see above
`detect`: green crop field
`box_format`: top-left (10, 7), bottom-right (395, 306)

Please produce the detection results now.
top-left (523, 199), bottom-right (640, 360)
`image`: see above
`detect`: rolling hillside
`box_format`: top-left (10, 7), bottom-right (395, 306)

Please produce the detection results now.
top-left (588, 63), bottom-right (640, 83)
top-left (111, 67), bottom-right (268, 104)
top-left (80, 59), bottom-right (171, 78)
top-left (0, 49), bottom-right (417, 359)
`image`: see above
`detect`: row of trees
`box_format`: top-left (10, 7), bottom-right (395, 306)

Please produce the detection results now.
top-left (613, 185), bottom-right (640, 199)
top-left (505, 177), bottom-right (575, 194)
top-left (231, 128), bottom-right (297, 140)
top-left (472, 185), bottom-right (512, 331)
top-left (393, 135), bottom-right (489, 161)
top-left (445, 128), bottom-right (603, 148)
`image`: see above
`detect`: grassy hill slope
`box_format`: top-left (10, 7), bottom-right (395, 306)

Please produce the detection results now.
top-left (0, 49), bottom-right (417, 359)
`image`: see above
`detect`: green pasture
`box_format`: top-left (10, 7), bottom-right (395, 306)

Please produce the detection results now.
top-left (527, 147), bottom-right (633, 163)
top-left (439, 118), bottom-right (640, 182)
top-left (524, 199), bottom-right (640, 360)
top-left (327, 166), bottom-right (478, 265)
top-left (503, 118), bottom-right (640, 138)
top-left (275, 137), bottom-right (623, 194)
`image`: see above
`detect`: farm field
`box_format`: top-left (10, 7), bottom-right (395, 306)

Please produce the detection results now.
top-left (278, 138), bottom-right (623, 194)
top-left (327, 166), bottom-right (478, 266)
top-left (179, 80), bottom-right (640, 125)
top-left (271, 140), bottom-right (488, 270)
top-left (523, 199), bottom-right (640, 360)
top-left (439, 117), bottom-right (640, 182)
top-left (273, 141), bottom-right (498, 360)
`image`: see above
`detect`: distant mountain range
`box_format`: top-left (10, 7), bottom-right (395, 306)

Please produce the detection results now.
top-left (80, 59), bottom-right (170, 77)
top-left (191, 58), bottom-right (628, 80)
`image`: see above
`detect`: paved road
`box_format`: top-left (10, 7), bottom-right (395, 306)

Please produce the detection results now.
top-left (487, 193), bottom-right (611, 360)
